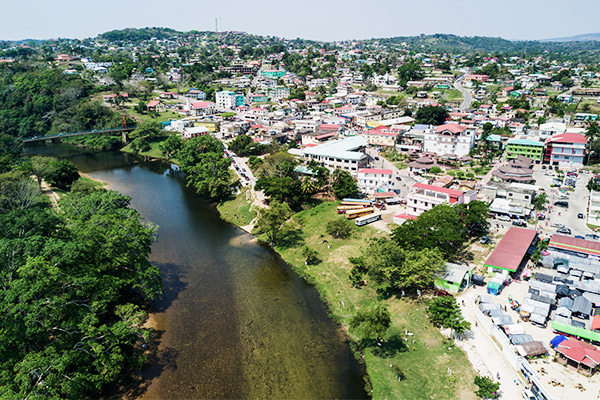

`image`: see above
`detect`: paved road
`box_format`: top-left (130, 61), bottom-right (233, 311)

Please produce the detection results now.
top-left (366, 148), bottom-right (417, 196)
top-left (454, 76), bottom-right (473, 111)
top-left (531, 167), bottom-right (591, 238)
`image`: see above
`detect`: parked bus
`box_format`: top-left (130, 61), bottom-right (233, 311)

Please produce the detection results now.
top-left (345, 207), bottom-right (375, 220)
top-left (341, 198), bottom-right (372, 206)
top-left (355, 212), bottom-right (381, 226)
top-left (337, 205), bottom-right (365, 214)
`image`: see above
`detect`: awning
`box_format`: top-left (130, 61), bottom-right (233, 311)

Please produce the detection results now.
top-left (593, 315), bottom-right (600, 331)
top-left (550, 335), bottom-right (568, 348)
top-left (516, 341), bottom-right (547, 357)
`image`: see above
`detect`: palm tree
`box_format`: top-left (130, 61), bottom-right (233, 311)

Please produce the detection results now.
top-left (301, 177), bottom-right (316, 195)
top-left (586, 121), bottom-right (600, 162)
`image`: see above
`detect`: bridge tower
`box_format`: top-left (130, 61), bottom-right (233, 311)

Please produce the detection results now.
top-left (121, 115), bottom-right (129, 144)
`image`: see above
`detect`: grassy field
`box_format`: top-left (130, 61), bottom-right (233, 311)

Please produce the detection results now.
top-left (217, 186), bottom-right (256, 226)
top-left (272, 202), bottom-right (477, 400)
top-left (121, 135), bottom-right (180, 163)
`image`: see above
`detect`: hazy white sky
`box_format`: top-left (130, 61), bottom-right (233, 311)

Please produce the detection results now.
top-left (2, 0), bottom-right (599, 41)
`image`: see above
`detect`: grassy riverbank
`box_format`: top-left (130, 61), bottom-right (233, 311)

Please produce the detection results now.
top-left (217, 186), bottom-right (256, 226)
top-left (270, 202), bottom-right (477, 400)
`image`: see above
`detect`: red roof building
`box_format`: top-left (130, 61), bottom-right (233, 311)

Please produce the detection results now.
top-left (556, 339), bottom-right (600, 376)
top-left (543, 132), bottom-right (586, 167)
top-left (549, 234), bottom-right (600, 257)
top-left (484, 227), bottom-right (537, 272)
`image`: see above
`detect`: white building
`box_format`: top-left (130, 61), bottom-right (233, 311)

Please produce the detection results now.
top-left (216, 91), bottom-right (238, 110)
top-left (357, 168), bottom-right (393, 194)
top-left (423, 123), bottom-right (475, 157)
top-left (544, 132), bottom-right (587, 168)
top-left (407, 183), bottom-right (470, 217)
top-left (268, 86), bottom-right (290, 100)
top-left (539, 122), bottom-right (566, 136)
top-left (294, 136), bottom-right (368, 175)
top-left (189, 101), bottom-right (216, 116)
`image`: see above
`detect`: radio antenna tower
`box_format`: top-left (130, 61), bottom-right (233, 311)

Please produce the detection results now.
top-left (215, 18), bottom-right (218, 33)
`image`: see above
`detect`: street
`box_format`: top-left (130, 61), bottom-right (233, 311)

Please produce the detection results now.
top-left (454, 75), bottom-right (473, 111)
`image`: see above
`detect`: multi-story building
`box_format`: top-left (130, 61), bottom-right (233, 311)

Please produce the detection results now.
top-left (406, 183), bottom-right (467, 216)
top-left (268, 86), bottom-right (290, 100)
top-left (505, 138), bottom-right (544, 161)
top-left (423, 123), bottom-right (475, 157)
top-left (259, 69), bottom-right (286, 78)
top-left (357, 168), bottom-right (393, 194)
top-left (294, 136), bottom-right (369, 175)
top-left (543, 132), bottom-right (586, 167)
top-left (215, 91), bottom-right (244, 110)
top-left (360, 129), bottom-right (399, 148)
top-left (189, 101), bottom-right (216, 116)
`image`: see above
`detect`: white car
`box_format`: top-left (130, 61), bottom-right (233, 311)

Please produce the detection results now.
top-left (497, 215), bottom-right (510, 222)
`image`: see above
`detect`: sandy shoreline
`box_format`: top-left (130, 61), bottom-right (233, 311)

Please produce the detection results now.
top-left (79, 171), bottom-right (111, 189)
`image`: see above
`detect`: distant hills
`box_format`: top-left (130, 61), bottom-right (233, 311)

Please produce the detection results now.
top-left (540, 33), bottom-right (600, 43)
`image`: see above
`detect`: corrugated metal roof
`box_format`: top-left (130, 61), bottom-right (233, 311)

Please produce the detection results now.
top-left (484, 227), bottom-right (537, 272)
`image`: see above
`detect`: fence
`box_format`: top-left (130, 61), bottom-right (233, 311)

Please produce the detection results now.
top-left (473, 296), bottom-right (556, 400)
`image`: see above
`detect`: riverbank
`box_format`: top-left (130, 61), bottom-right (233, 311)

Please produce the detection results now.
top-left (270, 202), bottom-right (477, 400)
top-left (59, 142), bottom-right (477, 398)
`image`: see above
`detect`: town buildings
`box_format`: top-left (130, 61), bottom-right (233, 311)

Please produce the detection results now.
top-left (543, 132), bottom-right (587, 168)
top-left (406, 182), bottom-right (475, 216)
top-left (423, 123), bottom-right (475, 157)
top-left (357, 168), bottom-right (393, 194)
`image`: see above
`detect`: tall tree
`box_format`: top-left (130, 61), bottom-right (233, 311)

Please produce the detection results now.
top-left (256, 200), bottom-right (292, 245)
top-left (427, 296), bottom-right (471, 338)
top-left (349, 303), bottom-right (392, 341)
top-left (332, 169), bottom-right (358, 200)
top-left (415, 105), bottom-right (449, 126)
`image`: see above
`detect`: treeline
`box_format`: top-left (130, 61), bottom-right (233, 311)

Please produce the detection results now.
top-left (0, 65), bottom-right (121, 138)
top-left (99, 27), bottom-right (183, 43)
top-left (0, 135), bottom-right (163, 398)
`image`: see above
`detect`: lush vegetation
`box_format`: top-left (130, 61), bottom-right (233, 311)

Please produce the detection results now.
top-left (0, 137), bottom-right (162, 398)
top-left (0, 66), bottom-right (122, 138)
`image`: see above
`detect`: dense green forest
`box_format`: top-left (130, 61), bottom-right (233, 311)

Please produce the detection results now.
top-left (375, 34), bottom-right (600, 60)
top-left (0, 65), bottom-right (122, 138)
top-left (0, 135), bottom-right (163, 398)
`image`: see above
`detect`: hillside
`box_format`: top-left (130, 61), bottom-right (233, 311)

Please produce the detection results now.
top-left (541, 32), bottom-right (600, 43)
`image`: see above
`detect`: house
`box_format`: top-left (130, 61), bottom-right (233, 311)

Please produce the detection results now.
top-left (146, 100), bottom-right (160, 111)
top-left (407, 156), bottom-right (436, 174)
top-left (294, 136), bottom-right (369, 175)
top-left (182, 126), bottom-right (209, 139)
top-left (249, 93), bottom-right (268, 103)
top-left (423, 123), bottom-right (476, 157)
top-left (357, 168), bottom-right (393, 194)
top-left (406, 182), bottom-right (471, 217)
top-left (465, 74), bottom-right (489, 82)
top-left (56, 54), bottom-right (71, 63)
top-left (505, 138), bottom-right (544, 161)
top-left (543, 132), bottom-right (586, 168)
top-left (259, 69), bottom-right (286, 78)
top-left (557, 93), bottom-right (573, 103)
top-left (555, 339), bottom-right (600, 376)
top-left (187, 89), bottom-right (207, 100)
top-left (160, 92), bottom-right (176, 99)
top-left (435, 263), bottom-right (473, 293)
top-left (189, 101), bottom-right (216, 116)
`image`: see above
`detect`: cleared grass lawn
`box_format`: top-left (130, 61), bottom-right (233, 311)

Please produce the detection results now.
top-left (217, 187), bottom-right (255, 226)
top-left (441, 89), bottom-right (463, 100)
top-left (77, 176), bottom-right (107, 190)
top-left (273, 202), bottom-right (477, 400)
top-left (121, 136), bottom-right (179, 163)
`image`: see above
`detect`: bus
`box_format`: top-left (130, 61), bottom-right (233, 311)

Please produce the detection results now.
top-left (341, 198), bottom-right (372, 206)
top-left (355, 212), bottom-right (381, 226)
top-left (337, 205), bottom-right (365, 214)
top-left (346, 207), bottom-right (375, 220)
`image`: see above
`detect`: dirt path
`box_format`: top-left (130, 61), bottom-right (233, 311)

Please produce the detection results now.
top-left (40, 179), bottom-right (60, 207)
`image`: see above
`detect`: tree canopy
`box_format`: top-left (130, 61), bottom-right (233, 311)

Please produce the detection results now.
top-left (0, 157), bottom-right (162, 398)
top-left (349, 303), bottom-right (392, 341)
top-left (415, 105), bottom-right (449, 126)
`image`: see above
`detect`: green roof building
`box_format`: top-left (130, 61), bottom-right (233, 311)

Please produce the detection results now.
top-left (506, 138), bottom-right (544, 161)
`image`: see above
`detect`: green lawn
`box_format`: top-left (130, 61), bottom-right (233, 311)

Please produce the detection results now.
top-left (217, 187), bottom-right (256, 226)
top-left (121, 135), bottom-right (179, 163)
top-left (271, 202), bottom-right (477, 400)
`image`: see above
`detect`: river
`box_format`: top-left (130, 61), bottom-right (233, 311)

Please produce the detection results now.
top-left (27, 144), bottom-right (366, 399)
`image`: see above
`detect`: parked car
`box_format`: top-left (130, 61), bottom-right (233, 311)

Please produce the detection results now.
top-left (512, 220), bottom-right (527, 227)
top-left (586, 234), bottom-right (600, 241)
top-left (575, 235), bottom-right (585, 239)
top-left (550, 223), bottom-right (564, 228)
top-left (578, 213), bottom-right (585, 219)
top-left (541, 165), bottom-right (546, 170)
top-left (480, 236), bottom-right (490, 244)
top-left (557, 227), bottom-right (572, 235)
top-left (554, 201), bottom-right (569, 208)
top-left (497, 215), bottom-right (510, 222)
